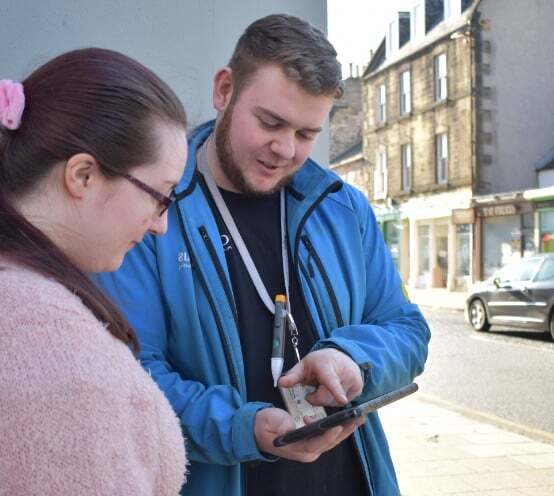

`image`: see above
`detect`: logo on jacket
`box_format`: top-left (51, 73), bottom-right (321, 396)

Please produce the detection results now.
top-left (177, 251), bottom-right (191, 270)
top-left (221, 234), bottom-right (232, 252)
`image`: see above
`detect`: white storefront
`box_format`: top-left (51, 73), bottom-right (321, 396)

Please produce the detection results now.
top-left (400, 187), bottom-right (473, 291)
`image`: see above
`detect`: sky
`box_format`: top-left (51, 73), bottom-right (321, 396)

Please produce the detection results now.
top-left (327, 0), bottom-right (414, 78)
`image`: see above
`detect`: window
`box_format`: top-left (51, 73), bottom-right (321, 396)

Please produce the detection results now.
top-left (435, 133), bottom-right (448, 184)
top-left (399, 12), bottom-right (410, 48)
top-left (498, 259), bottom-right (541, 282)
top-left (400, 70), bottom-right (411, 115)
top-left (345, 170), bottom-right (356, 185)
top-left (374, 150), bottom-right (387, 198)
top-left (418, 225), bottom-right (430, 277)
top-left (456, 224), bottom-right (471, 287)
top-left (401, 143), bottom-right (412, 191)
top-left (377, 84), bottom-right (386, 123)
top-left (540, 210), bottom-right (554, 252)
top-left (536, 258), bottom-right (554, 282)
top-left (462, 0), bottom-right (473, 12)
top-left (434, 53), bottom-right (447, 101)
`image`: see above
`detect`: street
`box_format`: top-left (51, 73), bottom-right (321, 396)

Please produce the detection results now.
top-left (417, 308), bottom-right (554, 435)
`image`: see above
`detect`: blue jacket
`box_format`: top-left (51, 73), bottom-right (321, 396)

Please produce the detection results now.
top-left (95, 121), bottom-right (430, 496)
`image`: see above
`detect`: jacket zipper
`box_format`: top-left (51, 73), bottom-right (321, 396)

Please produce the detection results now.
top-left (292, 181), bottom-right (341, 272)
top-left (301, 235), bottom-right (344, 328)
top-left (299, 260), bottom-right (329, 334)
top-left (198, 226), bottom-right (239, 328)
top-left (175, 203), bottom-right (241, 394)
top-left (291, 182), bottom-right (373, 494)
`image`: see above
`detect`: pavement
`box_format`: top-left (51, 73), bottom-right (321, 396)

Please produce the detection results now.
top-left (407, 287), bottom-right (467, 312)
top-left (377, 287), bottom-right (554, 495)
top-left (380, 394), bottom-right (554, 495)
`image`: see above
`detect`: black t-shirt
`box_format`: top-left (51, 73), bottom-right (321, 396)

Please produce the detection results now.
top-left (209, 186), bottom-right (367, 496)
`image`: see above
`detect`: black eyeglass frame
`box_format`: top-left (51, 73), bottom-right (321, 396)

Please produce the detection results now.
top-left (122, 173), bottom-right (174, 217)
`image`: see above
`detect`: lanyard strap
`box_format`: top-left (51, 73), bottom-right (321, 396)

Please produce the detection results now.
top-left (197, 140), bottom-right (291, 316)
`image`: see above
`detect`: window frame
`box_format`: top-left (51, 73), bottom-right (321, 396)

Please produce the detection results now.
top-left (435, 133), bottom-right (448, 184)
top-left (401, 143), bottom-right (412, 192)
top-left (377, 83), bottom-right (387, 124)
top-left (400, 70), bottom-right (411, 115)
top-left (434, 53), bottom-right (448, 101)
top-left (374, 150), bottom-right (388, 199)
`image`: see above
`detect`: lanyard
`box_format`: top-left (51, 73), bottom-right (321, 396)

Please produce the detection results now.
top-left (198, 140), bottom-right (301, 362)
top-left (197, 140), bottom-right (292, 317)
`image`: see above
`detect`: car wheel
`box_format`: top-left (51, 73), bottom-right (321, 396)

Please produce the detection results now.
top-left (549, 313), bottom-right (554, 342)
top-left (469, 299), bottom-right (490, 332)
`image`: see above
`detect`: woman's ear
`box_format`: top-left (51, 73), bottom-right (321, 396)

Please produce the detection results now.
top-left (63, 153), bottom-right (102, 199)
top-left (213, 67), bottom-right (234, 112)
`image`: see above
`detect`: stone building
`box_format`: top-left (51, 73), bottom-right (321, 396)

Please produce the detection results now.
top-left (343, 0), bottom-right (554, 290)
top-left (330, 75), bottom-right (368, 197)
top-left (330, 76), bottom-right (363, 161)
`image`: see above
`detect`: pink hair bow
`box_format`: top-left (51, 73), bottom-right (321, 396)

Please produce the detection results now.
top-left (0, 79), bottom-right (25, 130)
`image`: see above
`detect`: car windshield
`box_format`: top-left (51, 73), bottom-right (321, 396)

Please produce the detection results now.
top-left (535, 258), bottom-right (554, 282)
top-left (497, 258), bottom-right (541, 282)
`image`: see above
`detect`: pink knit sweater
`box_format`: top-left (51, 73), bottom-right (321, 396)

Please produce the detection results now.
top-left (0, 260), bottom-right (187, 495)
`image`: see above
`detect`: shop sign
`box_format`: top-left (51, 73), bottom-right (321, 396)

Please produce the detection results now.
top-left (452, 208), bottom-right (474, 224)
top-left (477, 204), bottom-right (518, 217)
top-left (535, 200), bottom-right (554, 210)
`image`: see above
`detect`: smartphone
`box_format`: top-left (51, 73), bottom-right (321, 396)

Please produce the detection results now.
top-left (273, 382), bottom-right (418, 447)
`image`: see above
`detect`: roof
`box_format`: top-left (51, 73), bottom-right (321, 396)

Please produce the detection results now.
top-left (534, 147), bottom-right (554, 171)
top-left (363, 0), bottom-right (481, 80)
top-left (363, 38), bottom-right (386, 77)
top-left (330, 140), bottom-right (363, 166)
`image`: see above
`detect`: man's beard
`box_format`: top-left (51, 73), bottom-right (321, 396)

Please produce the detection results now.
top-left (214, 103), bottom-right (294, 197)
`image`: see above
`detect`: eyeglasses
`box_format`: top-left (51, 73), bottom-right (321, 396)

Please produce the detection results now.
top-left (122, 173), bottom-right (175, 217)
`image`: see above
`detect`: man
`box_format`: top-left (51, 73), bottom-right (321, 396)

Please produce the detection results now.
top-left (95, 14), bottom-right (430, 496)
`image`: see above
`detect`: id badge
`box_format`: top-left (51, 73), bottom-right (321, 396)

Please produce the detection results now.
top-left (279, 383), bottom-right (327, 428)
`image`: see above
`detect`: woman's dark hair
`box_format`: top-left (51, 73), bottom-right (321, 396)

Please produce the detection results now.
top-left (0, 48), bottom-right (188, 353)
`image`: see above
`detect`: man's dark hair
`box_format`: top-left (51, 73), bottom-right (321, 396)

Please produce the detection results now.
top-left (228, 13), bottom-right (343, 98)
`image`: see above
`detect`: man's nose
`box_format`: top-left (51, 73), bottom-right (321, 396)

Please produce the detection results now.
top-left (270, 131), bottom-right (295, 160)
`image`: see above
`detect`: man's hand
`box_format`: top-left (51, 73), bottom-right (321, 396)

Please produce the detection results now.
top-left (254, 407), bottom-right (364, 462)
top-left (278, 348), bottom-right (363, 407)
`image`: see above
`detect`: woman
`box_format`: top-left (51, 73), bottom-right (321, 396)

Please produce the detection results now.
top-left (0, 48), bottom-right (188, 495)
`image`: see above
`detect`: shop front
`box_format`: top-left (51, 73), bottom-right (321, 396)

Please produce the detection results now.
top-left (403, 187), bottom-right (473, 291)
top-left (523, 187), bottom-right (554, 254)
top-left (452, 208), bottom-right (474, 290)
top-left (473, 198), bottom-right (535, 280)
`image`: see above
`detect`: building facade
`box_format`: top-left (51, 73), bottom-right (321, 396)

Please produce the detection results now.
top-left (364, 0), bottom-right (475, 290)
top-left (336, 0), bottom-right (554, 290)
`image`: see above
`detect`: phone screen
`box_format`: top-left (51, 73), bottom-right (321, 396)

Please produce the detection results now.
top-left (273, 382), bottom-right (418, 447)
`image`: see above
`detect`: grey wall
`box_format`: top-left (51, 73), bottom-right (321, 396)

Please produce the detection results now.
top-left (479, 0), bottom-right (554, 193)
top-left (0, 0), bottom-right (329, 164)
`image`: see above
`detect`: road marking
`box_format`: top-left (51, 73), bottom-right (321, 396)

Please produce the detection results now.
top-left (470, 332), bottom-right (554, 351)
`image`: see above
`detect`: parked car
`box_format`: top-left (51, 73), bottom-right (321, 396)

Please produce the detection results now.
top-left (466, 254), bottom-right (554, 340)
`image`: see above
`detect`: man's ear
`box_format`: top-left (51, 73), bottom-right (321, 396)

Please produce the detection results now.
top-left (63, 153), bottom-right (102, 199)
top-left (213, 67), bottom-right (234, 112)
